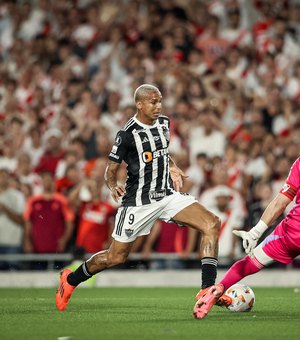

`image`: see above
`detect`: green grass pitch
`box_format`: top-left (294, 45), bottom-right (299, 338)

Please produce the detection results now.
top-left (1, 287), bottom-right (299, 340)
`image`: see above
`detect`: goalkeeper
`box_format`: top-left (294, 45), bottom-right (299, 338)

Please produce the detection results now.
top-left (194, 156), bottom-right (300, 319)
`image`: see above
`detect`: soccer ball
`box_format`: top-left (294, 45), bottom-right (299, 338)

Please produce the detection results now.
top-left (224, 284), bottom-right (255, 312)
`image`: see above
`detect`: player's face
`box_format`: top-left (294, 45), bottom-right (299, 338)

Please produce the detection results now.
top-left (137, 91), bottom-right (162, 125)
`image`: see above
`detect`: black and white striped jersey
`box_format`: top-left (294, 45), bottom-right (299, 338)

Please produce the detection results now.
top-left (108, 115), bottom-right (175, 206)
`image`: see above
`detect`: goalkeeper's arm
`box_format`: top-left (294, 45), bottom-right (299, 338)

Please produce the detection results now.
top-left (234, 193), bottom-right (292, 254)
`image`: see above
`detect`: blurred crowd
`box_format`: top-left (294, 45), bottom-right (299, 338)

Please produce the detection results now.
top-left (0, 0), bottom-right (300, 270)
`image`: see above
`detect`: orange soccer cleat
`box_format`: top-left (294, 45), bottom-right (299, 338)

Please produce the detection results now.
top-left (56, 269), bottom-right (76, 311)
top-left (195, 286), bottom-right (210, 301)
top-left (215, 294), bottom-right (232, 307)
top-left (196, 286), bottom-right (231, 308)
top-left (193, 283), bottom-right (224, 319)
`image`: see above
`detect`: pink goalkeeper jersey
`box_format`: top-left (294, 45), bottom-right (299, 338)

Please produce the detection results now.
top-left (279, 157), bottom-right (300, 244)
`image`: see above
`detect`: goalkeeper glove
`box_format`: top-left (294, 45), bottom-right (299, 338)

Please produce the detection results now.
top-left (233, 220), bottom-right (268, 255)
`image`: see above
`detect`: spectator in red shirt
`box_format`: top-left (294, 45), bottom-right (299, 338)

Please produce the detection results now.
top-left (55, 164), bottom-right (81, 196)
top-left (35, 128), bottom-right (65, 175)
top-left (69, 179), bottom-right (115, 253)
top-left (23, 171), bottom-right (74, 254)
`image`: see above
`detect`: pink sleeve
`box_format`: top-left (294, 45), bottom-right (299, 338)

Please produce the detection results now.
top-left (279, 158), bottom-right (300, 200)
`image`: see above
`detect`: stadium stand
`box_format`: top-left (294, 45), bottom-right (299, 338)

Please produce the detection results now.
top-left (1, 0), bottom-right (300, 271)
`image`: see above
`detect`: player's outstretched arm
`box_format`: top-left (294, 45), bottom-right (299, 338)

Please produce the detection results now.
top-left (105, 160), bottom-right (126, 202)
top-left (233, 193), bottom-right (292, 255)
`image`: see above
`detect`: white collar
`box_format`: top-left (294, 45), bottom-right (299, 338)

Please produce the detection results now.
top-left (133, 115), bottom-right (159, 129)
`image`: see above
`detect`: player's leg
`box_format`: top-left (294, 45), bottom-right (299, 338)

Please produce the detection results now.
top-left (220, 243), bottom-right (273, 291)
top-left (171, 202), bottom-right (221, 289)
top-left (194, 214), bottom-right (298, 318)
top-left (56, 239), bottom-right (134, 311)
top-left (194, 242), bottom-right (275, 318)
top-left (70, 239), bottom-right (135, 280)
top-left (56, 203), bottom-right (160, 311)
top-left (168, 199), bottom-right (223, 318)
top-left (221, 222), bottom-right (298, 292)
top-left (220, 220), bottom-right (298, 293)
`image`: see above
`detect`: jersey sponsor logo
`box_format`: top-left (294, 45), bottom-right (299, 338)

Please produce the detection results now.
top-left (281, 183), bottom-right (290, 193)
top-left (142, 137), bottom-right (149, 143)
top-left (142, 148), bottom-right (168, 163)
top-left (142, 151), bottom-right (153, 163)
top-left (149, 189), bottom-right (166, 200)
top-left (109, 153), bottom-right (120, 160)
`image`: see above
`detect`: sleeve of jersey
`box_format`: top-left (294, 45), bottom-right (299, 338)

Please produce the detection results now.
top-left (108, 130), bottom-right (128, 164)
top-left (279, 158), bottom-right (300, 200)
top-left (161, 115), bottom-right (170, 129)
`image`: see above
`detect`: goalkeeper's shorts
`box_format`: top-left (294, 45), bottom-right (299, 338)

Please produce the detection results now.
top-left (256, 219), bottom-right (300, 264)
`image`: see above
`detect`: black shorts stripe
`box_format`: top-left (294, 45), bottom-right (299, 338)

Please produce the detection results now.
top-left (116, 207), bottom-right (128, 236)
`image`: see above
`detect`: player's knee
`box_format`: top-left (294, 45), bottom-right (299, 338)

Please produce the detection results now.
top-left (205, 215), bottom-right (221, 235)
top-left (193, 214), bottom-right (220, 237)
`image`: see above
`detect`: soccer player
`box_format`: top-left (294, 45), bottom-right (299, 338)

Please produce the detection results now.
top-left (194, 156), bottom-right (300, 318)
top-left (56, 84), bottom-right (221, 315)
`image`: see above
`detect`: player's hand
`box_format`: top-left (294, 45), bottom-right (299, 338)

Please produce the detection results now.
top-left (170, 167), bottom-right (188, 192)
top-left (111, 185), bottom-right (126, 203)
top-left (232, 230), bottom-right (258, 255)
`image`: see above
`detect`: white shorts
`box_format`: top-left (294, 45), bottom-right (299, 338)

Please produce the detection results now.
top-left (112, 192), bottom-right (197, 243)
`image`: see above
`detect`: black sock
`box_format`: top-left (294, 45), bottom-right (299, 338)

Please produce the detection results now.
top-left (201, 257), bottom-right (218, 289)
top-left (67, 262), bottom-right (93, 286)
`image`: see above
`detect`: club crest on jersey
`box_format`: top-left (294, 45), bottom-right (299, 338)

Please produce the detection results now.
top-left (125, 229), bottom-right (134, 237)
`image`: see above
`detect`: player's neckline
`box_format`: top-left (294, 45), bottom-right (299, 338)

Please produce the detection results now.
top-left (133, 115), bottom-right (159, 128)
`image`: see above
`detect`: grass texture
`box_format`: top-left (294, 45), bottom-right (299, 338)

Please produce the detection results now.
top-left (1, 287), bottom-right (299, 340)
